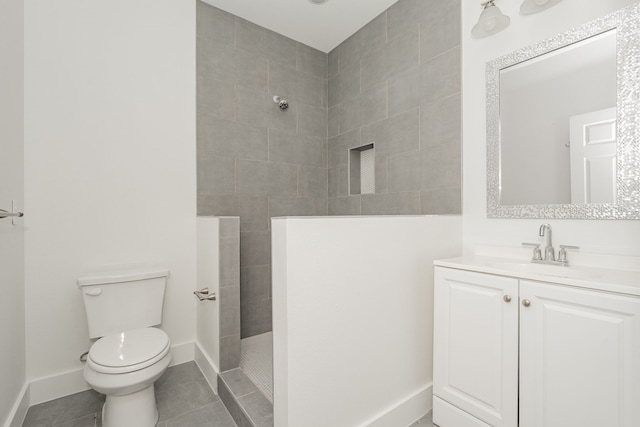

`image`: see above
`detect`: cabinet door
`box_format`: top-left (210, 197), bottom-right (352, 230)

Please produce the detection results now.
top-left (434, 268), bottom-right (519, 427)
top-left (520, 280), bottom-right (640, 427)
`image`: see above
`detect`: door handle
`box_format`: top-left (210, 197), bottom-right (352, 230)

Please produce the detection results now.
top-left (194, 287), bottom-right (216, 301)
top-left (0, 208), bottom-right (23, 219)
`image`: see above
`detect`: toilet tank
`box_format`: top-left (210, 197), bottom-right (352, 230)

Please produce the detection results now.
top-left (77, 267), bottom-right (169, 339)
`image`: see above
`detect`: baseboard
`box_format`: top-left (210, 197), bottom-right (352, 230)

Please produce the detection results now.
top-left (3, 382), bottom-right (29, 427)
top-left (28, 367), bottom-right (89, 406)
top-left (194, 341), bottom-right (219, 394)
top-left (169, 341), bottom-right (195, 366)
top-left (29, 341), bottom-right (196, 406)
top-left (362, 383), bottom-right (433, 427)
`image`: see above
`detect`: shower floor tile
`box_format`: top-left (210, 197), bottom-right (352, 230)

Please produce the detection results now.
top-left (240, 332), bottom-right (273, 403)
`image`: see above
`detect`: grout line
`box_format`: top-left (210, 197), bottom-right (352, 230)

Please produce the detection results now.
top-left (234, 157), bottom-right (237, 195)
top-left (220, 373), bottom-right (257, 400)
top-left (161, 401), bottom-right (224, 426)
top-left (424, 44), bottom-right (461, 65)
top-left (385, 80), bottom-right (389, 119)
top-left (220, 373), bottom-right (264, 427)
top-left (239, 391), bottom-right (272, 426)
top-left (384, 10), bottom-right (388, 43)
top-left (418, 19), bottom-right (421, 65)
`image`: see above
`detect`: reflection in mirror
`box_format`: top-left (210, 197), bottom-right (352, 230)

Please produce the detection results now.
top-left (486, 2), bottom-right (640, 219)
top-left (499, 30), bottom-right (617, 206)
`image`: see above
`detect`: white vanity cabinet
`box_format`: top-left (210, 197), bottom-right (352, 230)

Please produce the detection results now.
top-left (518, 279), bottom-right (640, 427)
top-left (433, 266), bottom-right (640, 427)
top-left (433, 268), bottom-right (518, 427)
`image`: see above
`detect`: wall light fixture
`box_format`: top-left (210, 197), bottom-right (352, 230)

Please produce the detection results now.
top-left (471, 0), bottom-right (510, 38)
top-left (520, 0), bottom-right (562, 15)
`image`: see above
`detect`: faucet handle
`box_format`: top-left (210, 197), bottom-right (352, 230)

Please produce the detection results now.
top-left (522, 242), bottom-right (542, 260)
top-left (558, 245), bottom-right (579, 263)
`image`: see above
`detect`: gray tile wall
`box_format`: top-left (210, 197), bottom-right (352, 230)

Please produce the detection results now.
top-left (197, 1), bottom-right (328, 338)
top-left (198, 0), bottom-right (461, 338)
top-left (218, 217), bottom-right (241, 371)
top-left (327, 0), bottom-right (462, 215)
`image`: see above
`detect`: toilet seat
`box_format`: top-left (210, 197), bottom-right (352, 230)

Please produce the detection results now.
top-left (87, 328), bottom-right (170, 375)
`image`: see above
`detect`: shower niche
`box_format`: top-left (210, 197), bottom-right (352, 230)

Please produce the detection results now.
top-left (349, 143), bottom-right (375, 195)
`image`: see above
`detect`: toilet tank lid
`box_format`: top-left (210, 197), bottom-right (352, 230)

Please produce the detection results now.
top-left (77, 266), bottom-right (169, 288)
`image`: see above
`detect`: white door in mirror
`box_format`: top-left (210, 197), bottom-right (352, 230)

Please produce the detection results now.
top-left (569, 107), bottom-right (617, 204)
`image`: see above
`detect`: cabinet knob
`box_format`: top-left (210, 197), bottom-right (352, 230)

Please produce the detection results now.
top-left (522, 299), bottom-right (531, 307)
top-left (503, 295), bottom-right (512, 303)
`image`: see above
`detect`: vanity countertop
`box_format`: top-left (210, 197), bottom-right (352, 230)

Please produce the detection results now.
top-left (435, 255), bottom-right (640, 297)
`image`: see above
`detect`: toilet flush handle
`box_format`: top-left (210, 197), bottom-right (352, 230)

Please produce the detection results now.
top-left (84, 288), bottom-right (102, 296)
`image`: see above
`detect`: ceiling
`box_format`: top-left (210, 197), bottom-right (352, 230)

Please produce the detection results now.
top-left (200, 0), bottom-right (400, 53)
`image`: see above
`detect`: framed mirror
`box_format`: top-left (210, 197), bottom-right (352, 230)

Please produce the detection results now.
top-left (486, 3), bottom-right (640, 219)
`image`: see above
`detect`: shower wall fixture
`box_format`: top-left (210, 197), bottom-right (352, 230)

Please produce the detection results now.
top-left (273, 95), bottom-right (288, 110)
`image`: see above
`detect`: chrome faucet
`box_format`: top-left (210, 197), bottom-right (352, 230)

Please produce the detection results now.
top-left (522, 224), bottom-right (579, 266)
top-left (539, 223), bottom-right (554, 261)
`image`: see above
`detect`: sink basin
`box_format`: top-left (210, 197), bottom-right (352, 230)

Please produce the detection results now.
top-left (488, 261), bottom-right (600, 280)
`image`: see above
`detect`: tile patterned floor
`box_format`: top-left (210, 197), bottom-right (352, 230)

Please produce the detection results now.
top-left (22, 362), bottom-right (236, 427)
top-left (409, 411), bottom-right (436, 427)
top-left (21, 360), bottom-right (435, 427)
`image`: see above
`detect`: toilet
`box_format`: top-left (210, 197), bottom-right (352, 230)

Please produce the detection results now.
top-left (77, 267), bottom-right (172, 427)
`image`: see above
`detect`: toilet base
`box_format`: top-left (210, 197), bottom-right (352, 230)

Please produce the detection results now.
top-left (102, 384), bottom-right (158, 427)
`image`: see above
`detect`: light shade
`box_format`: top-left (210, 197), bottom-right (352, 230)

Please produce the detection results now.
top-left (472, 1), bottom-right (510, 38)
top-left (520, 0), bottom-right (562, 15)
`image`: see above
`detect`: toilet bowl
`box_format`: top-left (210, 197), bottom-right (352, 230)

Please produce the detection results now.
top-left (77, 267), bottom-right (171, 427)
top-left (84, 328), bottom-right (172, 427)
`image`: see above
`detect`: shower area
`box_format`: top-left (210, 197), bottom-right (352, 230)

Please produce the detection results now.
top-left (195, 0), bottom-right (462, 425)
top-left (195, 0), bottom-right (329, 411)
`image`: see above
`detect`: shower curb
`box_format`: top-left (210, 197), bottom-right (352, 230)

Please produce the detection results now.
top-left (218, 368), bottom-right (273, 427)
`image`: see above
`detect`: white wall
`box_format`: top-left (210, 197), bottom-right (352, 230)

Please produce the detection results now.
top-left (272, 216), bottom-right (462, 427)
top-left (462, 0), bottom-right (640, 256)
top-left (23, 0), bottom-right (196, 402)
top-left (0, 0), bottom-right (27, 425)
top-left (195, 217), bottom-right (221, 392)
